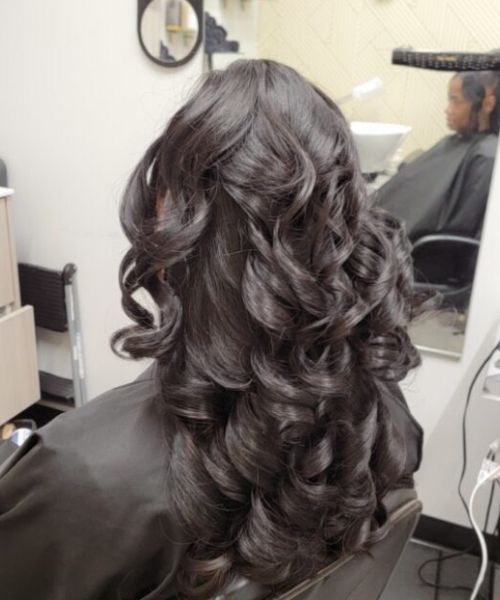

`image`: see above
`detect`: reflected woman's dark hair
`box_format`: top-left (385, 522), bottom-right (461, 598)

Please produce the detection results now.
top-left (456, 51), bottom-right (500, 134)
top-left (112, 59), bottom-right (426, 599)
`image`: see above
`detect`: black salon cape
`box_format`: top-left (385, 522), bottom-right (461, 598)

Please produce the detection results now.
top-left (0, 367), bottom-right (422, 600)
top-left (376, 132), bottom-right (498, 241)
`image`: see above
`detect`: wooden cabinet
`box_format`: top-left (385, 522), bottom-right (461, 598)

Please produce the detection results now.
top-left (0, 196), bottom-right (18, 308)
top-left (0, 188), bottom-right (40, 424)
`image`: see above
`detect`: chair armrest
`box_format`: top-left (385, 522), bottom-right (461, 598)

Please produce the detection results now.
top-left (412, 234), bottom-right (480, 252)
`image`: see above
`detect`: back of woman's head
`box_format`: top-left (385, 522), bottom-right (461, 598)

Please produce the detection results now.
top-left (113, 59), bottom-right (424, 599)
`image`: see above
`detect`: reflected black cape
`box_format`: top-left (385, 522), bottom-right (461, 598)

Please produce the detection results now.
top-left (376, 133), bottom-right (497, 241)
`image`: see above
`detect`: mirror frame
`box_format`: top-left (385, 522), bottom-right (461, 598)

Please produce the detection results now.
top-left (137, 0), bottom-right (203, 67)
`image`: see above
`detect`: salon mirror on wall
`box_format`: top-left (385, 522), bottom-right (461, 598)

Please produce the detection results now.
top-left (137, 0), bottom-right (202, 66)
top-left (208, 0), bottom-right (500, 359)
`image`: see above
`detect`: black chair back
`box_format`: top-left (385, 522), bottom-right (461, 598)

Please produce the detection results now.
top-left (17, 263), bottom-right (87, 407)
top-left (222, 489), bottom-right (421, 600)
top-left (18, 263), bottom-right (70, 332)
top-left (412, 234), bottom-right (480, 311)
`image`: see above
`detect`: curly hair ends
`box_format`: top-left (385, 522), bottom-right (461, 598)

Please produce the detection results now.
top-left (112, 59), bottom-right (425, 599)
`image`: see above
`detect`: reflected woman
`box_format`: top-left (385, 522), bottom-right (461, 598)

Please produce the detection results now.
top-left (376, 67), bottom-right (500, 242)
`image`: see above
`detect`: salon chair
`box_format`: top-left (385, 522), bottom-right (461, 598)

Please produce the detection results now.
top-left (222, 488), bottom-right (421, 600)
top-left (411, 234), bottom-right (480, 312)
top-left (18, 263), bottom-right (87, 409)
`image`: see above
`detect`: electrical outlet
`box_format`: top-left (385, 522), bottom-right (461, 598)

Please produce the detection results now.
top-left (485, 349), bottom-right (500, 378)
top-left (483, 344), bottom-right (500, 400)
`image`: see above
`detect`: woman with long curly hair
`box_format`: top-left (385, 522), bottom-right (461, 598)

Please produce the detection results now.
top-left (0, 59), bottom-right (424, 600)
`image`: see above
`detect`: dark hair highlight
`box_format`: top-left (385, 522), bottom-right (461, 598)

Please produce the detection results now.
top-left (112, 59), bottom-right (425, 599)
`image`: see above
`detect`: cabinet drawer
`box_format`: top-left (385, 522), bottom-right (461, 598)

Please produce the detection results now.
top-left (0, 197), bottom-right (17, 309)
top-left (0, 306), bottom-right (40, 424)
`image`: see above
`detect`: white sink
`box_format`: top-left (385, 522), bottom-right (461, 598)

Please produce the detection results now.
top-left (350, 121), bottom-right (412, 174)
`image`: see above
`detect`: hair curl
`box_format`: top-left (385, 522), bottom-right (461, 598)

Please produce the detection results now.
top-left (112, 59), bottom-right (425, 599)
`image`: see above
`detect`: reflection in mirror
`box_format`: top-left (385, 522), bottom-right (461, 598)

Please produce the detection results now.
top-left (371, 68), bottom-right (499, 357)
top-left (203, 0), bottom-right (257, 70)
top-left (140, 0), bottom-right (199, 64)
top-left (206, 1), bottom-right (500, 357)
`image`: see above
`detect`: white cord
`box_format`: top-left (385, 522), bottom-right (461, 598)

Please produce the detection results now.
top-left (469, 480), bottom-right (490, 599)
top-left (469, 460), bottom-right (500, 599)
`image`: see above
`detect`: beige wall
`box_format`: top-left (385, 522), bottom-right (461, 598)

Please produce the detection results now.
top-left (258, 0), bottom-right (500, 154)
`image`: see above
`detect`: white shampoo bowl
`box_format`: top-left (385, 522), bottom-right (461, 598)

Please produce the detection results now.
top-left (350, 121), bottom-right (412, 174)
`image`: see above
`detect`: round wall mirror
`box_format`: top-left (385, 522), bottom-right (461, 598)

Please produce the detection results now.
top-left (137, 0), bottom-right (202, 67)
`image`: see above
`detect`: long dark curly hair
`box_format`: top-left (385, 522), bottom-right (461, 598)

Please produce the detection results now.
top-left (112, 59), bottom-right (425, 599)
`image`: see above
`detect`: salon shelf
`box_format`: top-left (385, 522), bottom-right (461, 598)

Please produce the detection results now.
top-left (165, 26), bottom-right (197, 34)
